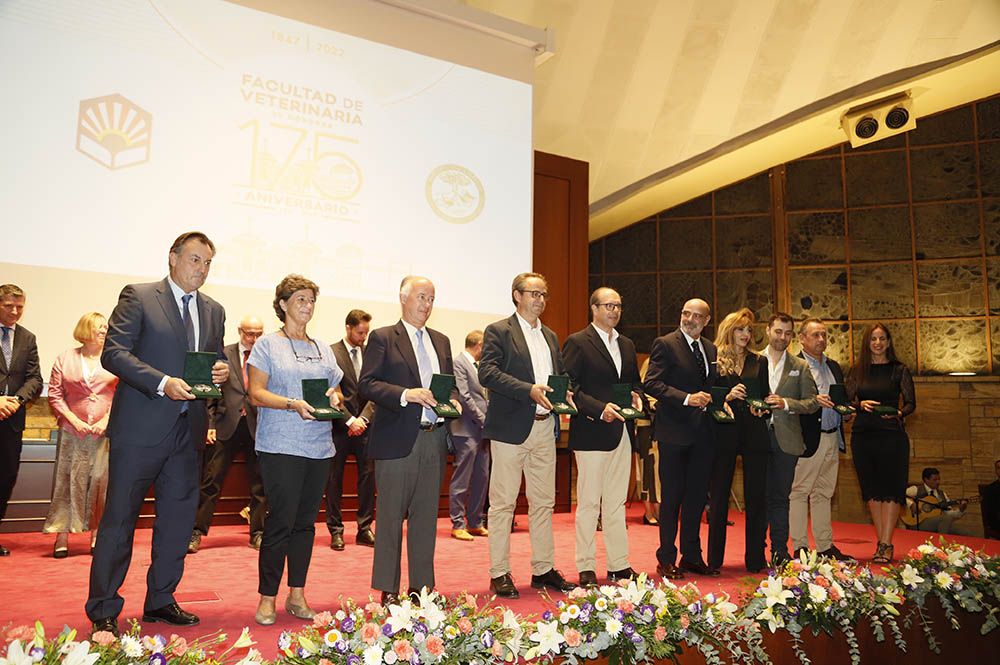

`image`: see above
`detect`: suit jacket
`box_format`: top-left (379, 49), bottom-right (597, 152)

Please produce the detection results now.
top-left (102, 278), bottom-right (226, 448)
top-left (359, 321), bottom-right (454, 460)
top-left (562, 325), bottom-right (643, 452)
top-left (643, 329), bottom-right (717, 447)
top-left (450, 351), bottom-right (487, 439)
top-left (330, 340), bottom-right (375, 438)
top-left (47, 347), bottom-right (117, 438)
top-left (712, 353), bottom-right (769, 453)
top-left (765, 352), bottom-right (820, 456)
top-left (479, 313), bottom-right (563, 444)
top-left (207, 343), bottom-right (258, 441)
top-left (797, 351), bottom-right (845, 456)
top-left (0, 324), bottom-right (42, 432)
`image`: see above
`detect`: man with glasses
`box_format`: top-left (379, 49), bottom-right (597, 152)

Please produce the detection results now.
top-left (562, 287), bottom-right (644, 587)
top-left (479, 272), bottom-right (576, 598)
top-left (189, 315), bottom-right (267, 553)
top-left (644, 298), bottom-right (718, 579)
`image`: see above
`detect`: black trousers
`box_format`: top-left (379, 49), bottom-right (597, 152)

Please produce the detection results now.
top-left (194, 417), bottom-right (266, 536)
top-left (257, 452), bottom-right (330, 596)
top-left (707, 443), bottom-right (768, 570)
top-left (0, 422), bottom-right (23, 523)
top-left (766, 430), bottom-right (799, 559)
top-left (325, 431), bottom-right (374, 535)
top-left (656, 436), bottom-right (714, 566)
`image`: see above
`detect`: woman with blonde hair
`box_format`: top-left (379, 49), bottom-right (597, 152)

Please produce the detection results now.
top-left (43, 312), bottom-right (118, 557)
top-left (707, 307), bottom-right (770, 573)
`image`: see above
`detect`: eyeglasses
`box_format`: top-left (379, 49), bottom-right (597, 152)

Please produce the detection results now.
top-left (518, 290), bottom-right (549, 300)
top-left (595, 303), bottom-right (622, 312)
top-left (283, 329), bottom-right (323, 363)
top-left (239, 329), bottom-right (264, 338)
top-left (681, 309), bottom-right (708, 320)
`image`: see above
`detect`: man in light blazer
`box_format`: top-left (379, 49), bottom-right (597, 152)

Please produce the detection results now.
top-left (562, 287), bottom-right (644, 587)
top-left (759, 312), bottom-right (819, 567)
top-left (326, 309), bottom-right (376, 551)
top-left (358, 276), bottom-right (459, 604)
top-left (190, 315), bottom-right (266, 553)
top-left (0, 284), bottom-right (43, 557)
top-left (86, 232), bottom-right (228, 636)
top-left (448, 329), bottom-right (490, 541)
top-left (643, 298), bottom-right (718, 579)
top-left (479, 271), bottom-right (576, 599)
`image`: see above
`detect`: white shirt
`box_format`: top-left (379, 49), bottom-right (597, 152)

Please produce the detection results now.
top-left (342, 338), bottom-right (364, 426)
top-left (461, 350), bottom-right (477, 366)
top-left (679, 330), bottom-right (707, 407)
top-left (398, 320), bottom-right (442, 421)
top-left (591, 322), bottom-right (622, 376)
top-left (515, 311), bottom-right (554, 414)
top-left (158, 276), bottom-right (201, 394)
top-left (766, 348), bottom-right (787, 393)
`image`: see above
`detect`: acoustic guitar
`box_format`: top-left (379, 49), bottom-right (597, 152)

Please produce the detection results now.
top-left (900, 494), bottom-right (981, 528)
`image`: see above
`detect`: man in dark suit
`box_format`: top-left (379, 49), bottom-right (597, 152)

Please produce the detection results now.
top-left (189, 315), bottom-right (266, 553)
top-left (643, 298), bottom-right (718, 579)
top-left (479, 271), bottom-right (576, 598)
top-left (563, 287), bottom-right (643, 587)
top-left (358, 277), bottom-right (458, 604)
top-left (0, 284), bottom-right (43, 557)
top-left (448, 329), bottom-right (489, 541)
top-left (86, 232), bottom-right (228, 636)
top-left (791, 318), bottom-right (851, 561)
top-left (325, 309), bottom-right (376, 551)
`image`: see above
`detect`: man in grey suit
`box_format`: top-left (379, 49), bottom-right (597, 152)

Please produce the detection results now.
top-left (326, 309), bottom-right (376, 551)
top-left (190, 315), bottom-right (266, 553)
top-left (448, 330), bottom-right (489, 541)
top-left (0, 284), bottom-right (43, 557)
top-left (86, 232), bottom-right (228, 636)
top-left (758, 312), bottom-right (819, 567)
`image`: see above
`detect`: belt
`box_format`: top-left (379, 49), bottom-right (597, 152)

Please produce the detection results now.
top-left (534, 413), bottom-right (552, 421)
top-left (821, 427), bottom-right (839, 434)
top-left (419, 421), bottom-right (445, 431)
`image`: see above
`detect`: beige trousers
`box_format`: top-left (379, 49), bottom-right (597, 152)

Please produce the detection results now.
top-left (574, 429), bottom-right (631, 573)
top-left (789, 431), bottom-right (840, 551)
top-left (488, 418), bottom-right (556, 578)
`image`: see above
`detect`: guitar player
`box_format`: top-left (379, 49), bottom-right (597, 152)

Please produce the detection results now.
top-left (904, 467), bottom-right (974, 536)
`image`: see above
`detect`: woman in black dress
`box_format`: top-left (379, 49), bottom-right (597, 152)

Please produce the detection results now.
top-left (708, 308), bottom-right (770, 572)
top-left (846, 323), bottom-right (916, 563)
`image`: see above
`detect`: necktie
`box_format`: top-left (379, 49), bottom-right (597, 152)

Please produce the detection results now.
top-left (1, 327), bottom-right (11, 370)
top-left (182, 294), bottom-right (195, 351)
top-left (691, 340), bottom-right (706, 381)
top-left (415, 329), bottom-right (435, 423)
top-left (241, 349), bottom-right (250, 415)
top-left (351, 346), bottom-right (362, 378)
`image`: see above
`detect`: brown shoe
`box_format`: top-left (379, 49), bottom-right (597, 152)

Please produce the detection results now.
top-left (467, 526), bottom-right (489, 537)
top-left (489, 573), bottom-right (520, 599)
top-left (451, 528), bottom-right (474, 541)
top-left (656, 563), bottom-right (685, 580)
top-left (578, 570), bottom-right (598, 588)
top-left (381, 591), bottom-right (400, 606)
top-left (679, 559), bottom-right (720, 577)
top-left (187, 533), bottom-right (201, 554)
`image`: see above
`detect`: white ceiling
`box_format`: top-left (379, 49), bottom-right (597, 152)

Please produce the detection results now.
top-left (464, 0), bottom-right (1000, 237)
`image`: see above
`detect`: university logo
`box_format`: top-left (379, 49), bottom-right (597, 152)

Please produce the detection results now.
top-left (425, 164), bottom-right (484, 224)
top-left (76, 94), bottom-right (152, 170)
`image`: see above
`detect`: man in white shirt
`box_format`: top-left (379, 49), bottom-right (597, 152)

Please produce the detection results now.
top-left (905, 467), bottom-right (974, 536)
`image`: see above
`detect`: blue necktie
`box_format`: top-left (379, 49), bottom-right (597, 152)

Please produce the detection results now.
top-left (415, 329), bottom-right (435, 423)
top-left (182, 294), bottom-right (195, 351)
top-left (1, 327), bottom-right (11, 369)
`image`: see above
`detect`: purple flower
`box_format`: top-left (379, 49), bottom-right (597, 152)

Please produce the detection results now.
top-left (579, 610), bottom-right (591, 623)
top-left (148, 653), bottom-right (166, 665)
top-left (631, 634), bottom-right (644, 644)
top-left (582, 602), bottom-right (593, 612)
top-left (335, 641), bottom-right (348, 653)
top-left (341, 617), bottom-right (356, 633)
top-left (28, 647), bottom-right (44, 663)
top-left (613, 609), bottom-right (624, 621)
top-left (296, 648), bottom-right (308, 658)
top-left (481, 631), bottom-right (494, 648)
top-left (278, 632), bottom-right (292, 650)
top-left (542, 610), bottom-right (553, 621)
top-left (412, 623), bottom-right (428, 636)
top-left (623, 624), bottom-right (635, 637)
top-left (382, 623), bottom-right (395, 637)
top-left (687, 601), bottom-right (702, 615)
top-left (791, 587), bottom-right (803, 596)
top-left (347, 656), bottom-right (361, 665)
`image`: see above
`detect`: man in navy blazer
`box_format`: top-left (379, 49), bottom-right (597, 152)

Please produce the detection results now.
top-left (358, 276), bottom-right (458, 604)
top-left (86, 232), bottom-right (228, 636)
top-left (448, 330), bottom-right (490, 541)
top-left (643, 298), bottom-right (719, 579)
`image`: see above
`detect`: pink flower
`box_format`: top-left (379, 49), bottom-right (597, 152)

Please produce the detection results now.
top-left (679, 615), bottom-right (690, 629)
top-left (168, 635), bottom-right (188, 656)
top-left (563, 629), bottom-right (581, 647)
top-left (654, 626), bottom-right (668, 641)
top-left (5, 626), bottom-right (33, 643)
top-left (365, 602), bottom-right (386, 617)
top-left (934, 551), bottom-right (948, 561)
top-left (907, 549), bottom-right (921, 559)
top-left (393, 639), bottom-right (414, 661)
top-left (457, 618), bottom-right (473, 634)
top-left (91, 631), bottom-right (116, 647)
top-left (782, 577), bottom-right (798, 587)
top-left (568, 587), bottom-right (587, 600)
top-left (313, 611), bottom-right (333, 628)
top-left (814, 576), bottom-right (830, 588)
top-left (463, 593), bottom-right (478, 609)
top-left (319, 659), bottom-right (334, 665)
top-left (361, 623), bottom-right (380, 645)
top-left (617, 601), bottom-right (634, 614)
top-left (425, 635), bottom-right (445, 657)
top-left (491, 641), bottom-right (504, 658)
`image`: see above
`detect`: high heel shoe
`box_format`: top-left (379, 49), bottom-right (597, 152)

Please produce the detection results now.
top-left (642, 515), bottom-right (659, 526)
top-left (285, 598), bottom-right (316, 620)
top-left (872, 542), bottom-right (892, 564)
top-left (54, 535), bottom-right (69, 559)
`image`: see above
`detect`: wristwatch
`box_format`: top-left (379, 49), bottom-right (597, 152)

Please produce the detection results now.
top-left (14, 395), bottom-right (25, 405)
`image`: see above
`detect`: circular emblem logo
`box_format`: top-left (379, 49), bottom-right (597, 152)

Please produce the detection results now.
top-left (425, 164), bottom-right (485, 224)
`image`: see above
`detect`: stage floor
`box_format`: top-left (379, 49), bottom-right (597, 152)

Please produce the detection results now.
top-left (2, 506), bottom-right (997, 657)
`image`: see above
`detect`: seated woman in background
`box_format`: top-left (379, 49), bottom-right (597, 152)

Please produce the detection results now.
top-left (846, 323), bottom-right (915, 564)
top-left (42, 312), bottom-right (117, 557)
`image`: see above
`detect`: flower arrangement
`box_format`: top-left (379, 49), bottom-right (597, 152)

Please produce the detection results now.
top-left (890, 538), bottom-right (1000, 652)
top-left (742, 551), bottom-right (906, 665)
top-left (522, 574), bottom-right (767, 665)
top-left (0, 621), bottom-right (261, 665)
top-left (269, 589), bottom-right (520, 665)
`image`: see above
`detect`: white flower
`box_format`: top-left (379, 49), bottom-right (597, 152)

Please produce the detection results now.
top-left (363, 645), bottom-right (384, 665)
top-left (383, 648), bottom-right (398, 664)
top-left (565, 605), bottom-right (581, 619)
top-left (760, 578), bottom-right (793, 608)
top-left (757, 606), bottom-right (784, 633)
top-left (335, 610), bottom-right (347, 621)
top-left (444, 626), bottom-right (459, 641)
top-left (235, 649), bottom-right (264, 665)
top-left (529, 620), bottom-right (564, 656)
top-left (232, 628), bottom-right (255, 649)
top-left (594, 598), bottom-right (609, 611)
top-left (558, 612), bottom-right (570, 624)
top-left (900, 564), bottom-right (925, 589)
top-left (947, 550), bottom-right (965, 566)
top-left (323, 630), bottom-right (343, 647)
top-left (713, 600), bottom-right (738, 621)
top-left (917, 544), bottom-right (936, 555)
top-left (119, 636), bottom-right (144, 658)
top-left (0, 640), bottom-right (34, 665)
top-left (604, 618), bottom-right (622, 638)
top-left (386, 600), bottom-right (416, 634)
top-left (416, 592), bottom-right (447, 631)
top-left (808, 583), bottom-right (828, 604)
top-left (935, 572), bottom-right (953, 589)
top-left (62, 642), bottom-right (99, 665)
top-left (501, 609), bottom-right (524, 656)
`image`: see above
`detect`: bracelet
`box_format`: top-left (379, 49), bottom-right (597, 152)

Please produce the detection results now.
top-left (285, 398), bottom-right (294, 411)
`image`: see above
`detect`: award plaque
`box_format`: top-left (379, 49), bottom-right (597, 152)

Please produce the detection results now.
top-left (709, 386), bottom-right (734, 423)
top-left (829, 383), bottom-right (856, 415)
top-left (871, 404), bottom-right (899, 416)
top-left (612, 383), bottom-right (641, 420)
top-left (184, 351), bottom-right (221, 398)
top-left (430, 373), bottom-right (460, 418)
top-left (744, 379), bottom-right (773, 412)
top-left (547, 374), bottom-right (578, 415)
top-left (302, 378), bottom-right (345, 420)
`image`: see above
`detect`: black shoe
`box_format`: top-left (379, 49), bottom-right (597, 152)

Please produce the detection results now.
top-left (819, 545), bottom-right (854, 562)
top-left (142, 603), bottom-right (199, 626)
top-left (578, 570), bottom-right (598, 588)
top-left (381, 591), bottom-right (400, 606)
top-left (771, 551), bottom-right (791, 569)
top-left (356, 529), bottom-right (375, 548)
top-left (330, 533), bottom-right (345, 551)
top-left (490, 573), bottom-right (520, 599)
top-left (746, 565), bottom-right (765, 574)
top-left (679, 559), bottom-right (720, 576)
top-left (0, 544), bottom-right (9, 556)
top-left (249, 533), bottom-right (262, 550)
top-left (531, 568), bottom-right (577, 592)
top-left (608, 567), bottom-right (638, 583)
top-left (54, 547), bottom-right (69, 559)
top-left (91, 616), bottom-right (119, 638)
top-left (187, 533), bottom-right (201, 554)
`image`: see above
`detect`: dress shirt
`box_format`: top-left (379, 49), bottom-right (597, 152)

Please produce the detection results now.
top-left (343, 338), bottom-right (365, 427)
top-left (802, 351), bottom-right (840, 431)
top-left (591, 322), bottom-right (622, 376)
top-left (398, 319), bottom-right (442, 421)
top-left (765, 348), bottom-right (791, 414)
top-left (461, 350), bottom-right (477, 366)
top-left (679, 330), bottom-right (707, 407)
top-left (515, 312), bottom-right (554, 415)
top-left (157, 276), bottom-right (202, 394)
top-left (2, 324), bottom-right (17, 395)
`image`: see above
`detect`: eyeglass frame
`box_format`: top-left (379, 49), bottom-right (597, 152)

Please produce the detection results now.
top-left (282, 327), bottom-right (323, 363)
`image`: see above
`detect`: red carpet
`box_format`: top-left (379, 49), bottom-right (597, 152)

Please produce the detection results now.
top-left (2, 506), bottom-right (997, 657)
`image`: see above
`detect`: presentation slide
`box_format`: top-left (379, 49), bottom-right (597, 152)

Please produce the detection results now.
top-left (0, 0), bottom-right (533, 371)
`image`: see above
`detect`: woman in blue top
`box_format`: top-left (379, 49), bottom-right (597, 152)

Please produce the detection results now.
top-left (247, 274), bottom-right (343, 625)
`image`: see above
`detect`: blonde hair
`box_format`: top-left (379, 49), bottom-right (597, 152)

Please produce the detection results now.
top-left (714, 308), bottom-right (756, 376)
top-left (73, 312), bottom-right (107, 344)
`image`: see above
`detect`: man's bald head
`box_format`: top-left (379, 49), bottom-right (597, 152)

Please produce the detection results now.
top-left (238, 316), bottom-right (264, 349)
top-left (679, 298), bottom-right (711, 339)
